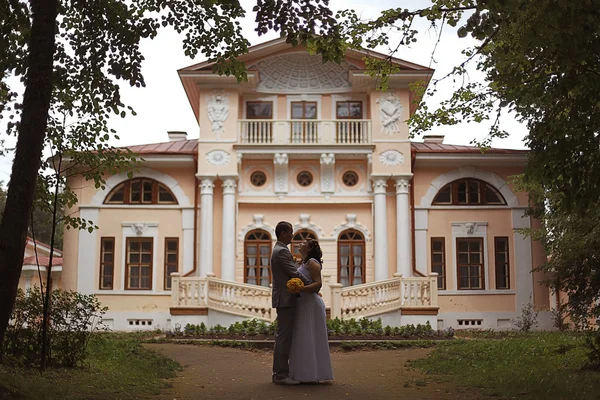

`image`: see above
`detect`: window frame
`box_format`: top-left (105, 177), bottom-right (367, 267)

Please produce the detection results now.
top-left (291, 101), bottom-right (318, 120)
top-left (494, 236), bottom-right (510, 289)
top-left (456, 237), bottom-right (485, 290)
top-left (246, 101), bottom-right (273, 119)
top-left (335, 101), bottom-right (363, 119)
top-left (337, 229), bottom-right (366, 287)
top-left (104, 179), bottom-right (178, 205)
top-left (164, 237), bottom-right (179, 290)
top-left (432, 178), bottom-right (506, 206)
top-left (125, 237), bottom-right (154, 290)
top-left (243, 229), bottom-right (272, 287)
top-left (99, 237), bottom-right (115, 290)
top-left (430, 237), bottom-right (446, 290)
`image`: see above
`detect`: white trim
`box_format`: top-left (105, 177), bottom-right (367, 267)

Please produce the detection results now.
top-left (120, 222), bottom-right (159, 291)
top-left (181, 209), bottom-right (194, 276)
top-left (512, 209), bottom-right (534, 312)
top-left (198, 139), bottom-right (237, 143)
top-left (292, 214), bottom-right (326, 239)
top-left (451, 222), bottom-right (489, 291)
top-left (419, 167), bottom-right (520, 208)
top-left (89, 167), bottom-right (191, 207)
top-left (238, 214), bottom-right (277, 240)
top-left (373, 139), bottom-right (412, 143)
top-left (331, 214), bottom-right (372, 241)
top-left (415, 205), bottom-right (521, 210)
top-left (242, 95), bottom-right (278, 119)
top-left (234, 147), bottom-right (375, 154)
top-left (77, 208), bottom-right (99, 294)
top-left (132, 155), bottom-right (194, 164)
top-left (286, 95), bottom-right (322, 120)
top-left (439, 290), bottom-right (516, 296)
top-left (80, 205), bottom-right (194, 210)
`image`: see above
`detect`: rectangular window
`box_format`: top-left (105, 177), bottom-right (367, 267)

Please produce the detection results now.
top-left (456, 238), bottom-right (484, 289)
top-left (164, 238), bottom-right (179, 290)
top-left (494, 237), bottom-right (510, 289)
top-left (126, 238), bottom-right (153, 290)
top-left (99, 237), bottom-right (115, 290)
top-left (246, 101), bottom-right (273, 119)
top-left (291, 101), bottom-right (317, 119)
top-left (430, 238), bottom-right (446, 290)
top-left (336, 101), bottom-right (362, 119)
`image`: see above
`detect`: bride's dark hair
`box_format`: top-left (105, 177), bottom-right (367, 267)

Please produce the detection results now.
top-left (303, 239), bottom-right (323, 265)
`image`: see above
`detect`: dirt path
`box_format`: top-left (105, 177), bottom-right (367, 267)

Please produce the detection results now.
top-left (145, 344), bottom-right (497, 400)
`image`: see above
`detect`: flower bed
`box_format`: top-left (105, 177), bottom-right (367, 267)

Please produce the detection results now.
top-left (166, 318), bottom-right (455, 341)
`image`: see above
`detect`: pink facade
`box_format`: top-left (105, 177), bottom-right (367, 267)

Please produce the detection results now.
top-left (61, 38), bottom-right (552, 331)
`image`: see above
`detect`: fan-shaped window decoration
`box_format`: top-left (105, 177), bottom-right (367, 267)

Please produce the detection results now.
top-left (432, 179), bottom-right (506, 206)
top-left (244, 229), bottom-right (272, 287)
top-left (104, 179), bottom-right (177, 205)
top-left (338, 229), bottom-right (365, 287)
top-left (291, 230), bottom-right (317, 258)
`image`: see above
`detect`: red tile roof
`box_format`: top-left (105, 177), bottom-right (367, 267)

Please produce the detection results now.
top-left (411, 142), bottom-right (528, 154)
top-left (126, 140), bottom-right (198, 155)
top-left (23, 256), bottom-right (63, 267)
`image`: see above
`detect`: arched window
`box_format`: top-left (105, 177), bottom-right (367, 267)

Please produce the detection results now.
top-left (244, 229), bottom-right (272, 287)
top-left (291, 230), bottom-right (317, 259)
top-left (104, 178), bottom-right (178, 205)
top-left (432, 178), bottom-right (506, 206)
top-left (338, 229), bottom-right (365, 287)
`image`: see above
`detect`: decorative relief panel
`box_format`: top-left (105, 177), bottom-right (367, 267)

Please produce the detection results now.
top-left (274, 153), bottom-right (289, 197)
top-left (205, 149), bottom-right (231, 166)
top-left (239, 164), bottom-right (274, 195)
top-left (289, 164), bottom-right (319, 195)
top-left (335, 164), bottom-right (368, 196)
top-left (207, 91), bottom-right (229, 139)
top-left (254, 53), bottom-right (355, 93)
top-left (379, 149), bottom-right (404, 166)
top-left (122, 222), bottom-right (159, 236)
top-left (293, 214), bottom-right (325, 239)
top-left (331, 214), bottom-right (371, 241)
top-left (376, 93), bottom-right (403, 135)
top-left (320, 153), bottom-right (335, 196)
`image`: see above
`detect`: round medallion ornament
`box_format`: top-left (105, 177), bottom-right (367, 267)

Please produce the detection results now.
top-left (206, 150), bottom-right (231, 166)
top-left (342, 171), bottom-right (359, 187)
top-left (250, 171), bottom-right (267, 187)
top-left (297, 171), bottom-right (314, 187)
top-left (379, 150), bottom-right (404, 166)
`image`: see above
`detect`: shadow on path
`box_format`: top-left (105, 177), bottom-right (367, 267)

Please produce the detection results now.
top-left (146, 344), bottom-right (496, 400)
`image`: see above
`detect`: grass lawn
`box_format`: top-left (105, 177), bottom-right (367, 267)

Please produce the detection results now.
top-left (0, 333), bottom-right (179, 400)
top-left (411, 332), bottom-right (599, 400)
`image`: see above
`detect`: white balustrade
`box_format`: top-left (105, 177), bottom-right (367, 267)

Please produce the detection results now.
top-left (339, 278), bottom-right (402, 319)
top-left (238, 119), bottom-right (372, 145)
top-left (170, 273), bottom-right (437, 321)
top-left (207, 277), bottom-right (274, 322)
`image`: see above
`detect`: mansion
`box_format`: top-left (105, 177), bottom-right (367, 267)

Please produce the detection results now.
top-left (60, 38), bottom-right (554, 331)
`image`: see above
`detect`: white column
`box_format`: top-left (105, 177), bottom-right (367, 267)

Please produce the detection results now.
top-left (221, 177), bottom-right (237, 281)
top-left (372, 177), bottom-right (389, 281)
top-left (181, 209), bottom-right (194, 276)
top-left (199, 177), bottom-right (215, 277)
top-left (395, 177), bottom-right (412, 277)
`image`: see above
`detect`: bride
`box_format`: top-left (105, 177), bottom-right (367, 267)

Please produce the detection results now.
top-left (289, 239), bottom-right (334, 383)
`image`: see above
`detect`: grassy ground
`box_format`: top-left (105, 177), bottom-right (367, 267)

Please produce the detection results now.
top-left (0, 333), bottom-right (179, 400)
top-left (412, 332), bottom-right (599, 400)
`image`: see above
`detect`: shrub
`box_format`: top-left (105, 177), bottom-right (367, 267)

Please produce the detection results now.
top-left (2, 287), bottom-right (108, 367)
top-left (584, 328), bottom-right (600, 369)
top-left (513, 295), bottom-right (539, 332)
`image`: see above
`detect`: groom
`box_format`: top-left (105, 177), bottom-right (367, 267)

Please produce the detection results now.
top-left (271, 221), bottom-right (307, 385)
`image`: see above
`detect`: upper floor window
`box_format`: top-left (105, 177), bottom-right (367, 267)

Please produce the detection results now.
top-left (104, 178), bottom-right (177, 205)
top-left (246, 101), bottom-right (273, 119)
top-left (291, 101), bottom-right (317, 119)
top-left (336, 101), bottom-right (362, 119)
top-left (433, 179), bottom-right (506, 206)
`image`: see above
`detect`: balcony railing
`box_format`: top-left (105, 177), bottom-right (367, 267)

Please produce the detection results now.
top-left (238, 119), bottom-right (372, 145)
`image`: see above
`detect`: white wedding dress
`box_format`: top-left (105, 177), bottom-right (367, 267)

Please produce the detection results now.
top-left (288, 259), bottom-right (334, 382)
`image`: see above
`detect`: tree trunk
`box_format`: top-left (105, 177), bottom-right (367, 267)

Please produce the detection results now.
top-left (0, 0), bottom-right (58, 348)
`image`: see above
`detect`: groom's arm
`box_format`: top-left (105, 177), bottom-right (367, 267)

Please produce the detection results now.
top-left (274, 248), bottom-right (310, 284)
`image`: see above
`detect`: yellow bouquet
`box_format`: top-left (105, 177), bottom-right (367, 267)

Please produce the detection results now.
top-left (286, 277), bottom-right (304, 294)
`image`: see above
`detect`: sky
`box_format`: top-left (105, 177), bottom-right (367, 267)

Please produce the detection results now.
top-left (0, 0), bottom-right (528, 184)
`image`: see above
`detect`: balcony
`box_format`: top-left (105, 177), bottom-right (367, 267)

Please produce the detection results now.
top-left (238, 119), bottom-right (372, 146)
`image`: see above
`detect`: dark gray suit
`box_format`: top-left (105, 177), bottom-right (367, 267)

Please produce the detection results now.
top-left (271, 241), bottom-right (306, 380)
